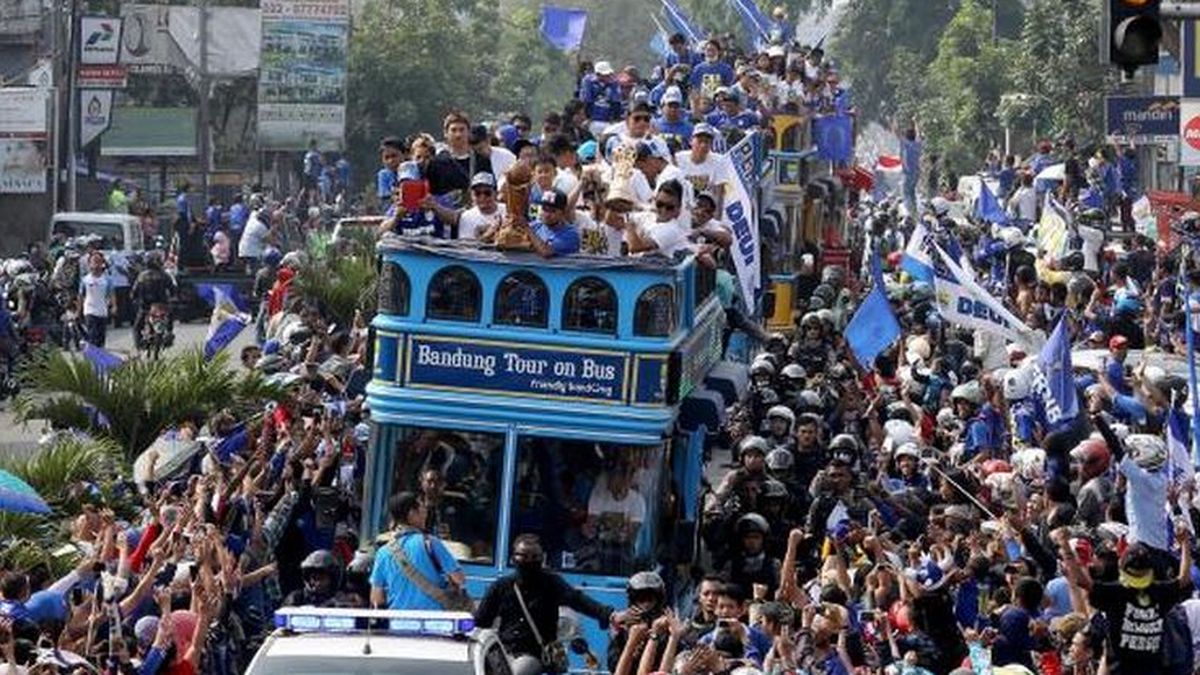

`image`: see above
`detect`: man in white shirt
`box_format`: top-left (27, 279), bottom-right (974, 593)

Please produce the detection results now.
top-left (585, 467), bottom-right (646, 547)
top-left (238, 197), bottom-right (272, 273)
top-left (423, 172), bottom-right (507, 241)
top-left (472, 125), bottom-right (515, 181)
top-left (78, 251), bottom-right (113, 347)
top-left (620, 180), bottom-right (691, 258)
top-left (1007, 172), bottom-right (1037, 224)
top-left (675, 123), bottom-right (731, 214)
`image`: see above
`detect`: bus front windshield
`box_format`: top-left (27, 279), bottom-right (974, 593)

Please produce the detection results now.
top-left (389, 427), bottom-right (503, 564)
top-left (509, 438), bottom-right (670, 577)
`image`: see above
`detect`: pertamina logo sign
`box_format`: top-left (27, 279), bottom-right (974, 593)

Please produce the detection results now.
top-left (79, 17), bottom-right (122, 65)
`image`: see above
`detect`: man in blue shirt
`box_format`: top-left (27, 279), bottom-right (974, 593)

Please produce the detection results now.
top-left (203, 197), bottom-right (223, 245)
top-left (767, 6), bottom-right (793, 44)
top-left (370, 492), bottom-right (465, 611)
top-left (302, 139), bottom-right (322, 197)
top-left (706, 88), bottom-right (761, 132)
top-left (529, 190), bottom-right (580, 258)
top-left (376, 136), bottom-right (405, 213)
top-left (654, 86), bottom-right (693, 148)
top-left (581, 61), bottom-right (622, 134)
top-left (898, 123), bottom-right (922, 216)
top-left (690, 39), bottom-right (735, 100)
top-left (997, 154), bottom-right (1017, 200)
top-left (665, 33), bottom-right (701, 68)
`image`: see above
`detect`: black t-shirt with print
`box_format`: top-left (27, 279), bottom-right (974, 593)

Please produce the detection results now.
top-left (1090, 579), bottom-right (1191, 673)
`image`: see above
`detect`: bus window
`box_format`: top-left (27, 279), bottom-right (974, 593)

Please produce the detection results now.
top-left (494, 271), bottom-right (549, 328)
top-left (562, 277), bottom-right (617, 334)
top-left (693, 263), bottom-right (715, 310)
top-left (378, 262), bottom-right (410, 315)
top-left (390, 427), bottom-right (503, 563)
top-left (508, 439), bottom-right (666, 576)
top-left (427, 265), bottom-right (481, 322)
top-left (634, 284), bottom-right (675, 337)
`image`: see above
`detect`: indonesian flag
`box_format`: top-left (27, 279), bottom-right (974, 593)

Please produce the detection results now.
top-left (874, 155), bottom-right (903, 199)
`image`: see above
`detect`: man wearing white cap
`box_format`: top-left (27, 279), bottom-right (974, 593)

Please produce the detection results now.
top-left (675, 123), bottom-right (732, 215)
top-left (653, 86), bottom-right (693, 148)
top-left (581, 61), bottom-right (621, 136)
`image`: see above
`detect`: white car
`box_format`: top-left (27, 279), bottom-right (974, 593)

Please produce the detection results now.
top-left (245, 607), bottom-right (512, 675)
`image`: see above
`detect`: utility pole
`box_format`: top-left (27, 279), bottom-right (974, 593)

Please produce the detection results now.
top-left (49, 0), bottom-right (61, 211)
top-left (198, 0), bottom-right (210, 199)
top-left (64, 0), bottom-right (78, 211)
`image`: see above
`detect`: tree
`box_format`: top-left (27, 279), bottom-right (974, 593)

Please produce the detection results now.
top-left (14, 349), bottom-right (278, 460)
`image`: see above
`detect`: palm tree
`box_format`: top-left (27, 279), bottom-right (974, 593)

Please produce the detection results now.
top-left (292, 229), bottom-right (378, 328)
top-left (13, 348), bottom-right (279, 461)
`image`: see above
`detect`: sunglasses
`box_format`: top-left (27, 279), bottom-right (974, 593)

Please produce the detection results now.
top-left (655, 200), bottom-right (680, 211)
top-left (631, 115), bottom-right (651, 123)
top-left (472, 188), bottom-right (495, 197)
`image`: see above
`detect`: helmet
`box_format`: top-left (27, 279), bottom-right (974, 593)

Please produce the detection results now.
top-left (1070, 438), bottom-right (1111, 480)
top-left (930, 197), bottom-right (950, 217)
top-left (144, 250), bottom-right (164, 269)
top-left (280, 251), bottom-right (306, 269)
top-left (781, 363), bottom-right (806, 381)
top-left (886, 401), bottom-right (913, 423)
top-left (821, 266), bottom-right (846, 288)
top-left (739, 435), bottom-right (770, 456)
top-left (812, 284), bottom-right (836, 305)
top-left (905, 335), bottom-right (931, 363)
top-left (795, 389), bottom-right (823, 412)
top-left (1078, 208), bottom-right (1106, 223)
top-left (999, 227), bottom-right (1025, 249)
top-left (894, 442), bottom-right (921, 461)
top-left (1114, 296), bottom-right (1143, 316)
top-left (1002, 367), bottom-right (1033, 401)
top-left (808, 295), bottom-right (827, 310)
top-left (936, 406), bottom-right (961, 430)
top-left (4, 259), bottom-right (33, 277)
top-left (765, 447), bottom-right (794, 471)
top-left (766, 333), bottom-right (788, 352)
top-left (735, 513), bottom-right (770, 536)
top-left (1067, 275), bottom-right (1095, 303)
top-left (750, 359), bottom-right (775, 378)
top-left (760, 479), bottom-right (788, 499)
top-left (951, 381), bottom-right (984, 406)
top-left (766, 405), bottom-right (795, 426)
top-left (301, 549), bottom-right (341, 575)
top-left (829, 433), bottom-right (861, 455)
top-left (1126, 434), bottom-right (1167, 472)
top-left (800, 312), bottom-right (822, 329)
top-left (627, 571), bottom-right (666, 596)
top-left (262, 247), bottom-right (283, 267)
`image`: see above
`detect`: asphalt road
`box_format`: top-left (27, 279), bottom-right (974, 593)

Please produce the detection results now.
top-left (0, 318), bottom-right (254, 460)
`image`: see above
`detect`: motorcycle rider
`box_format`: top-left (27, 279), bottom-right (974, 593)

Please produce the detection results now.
top-left (281, 549), bottom-right (360, 607)
top-left (474, 535), bottom-right (618, 675)
top-left (131, 251), bottom-right (176, 351)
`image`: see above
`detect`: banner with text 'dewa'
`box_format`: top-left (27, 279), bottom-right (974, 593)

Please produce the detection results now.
top-left (257, 0), bottom-right (348, 151)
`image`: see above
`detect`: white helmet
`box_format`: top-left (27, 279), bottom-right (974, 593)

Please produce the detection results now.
top-left (931, 197), bottom-right (951, 217)
top-left (1002, 366), bottom-right (1034, 402)
top-left (766, 405), bottom-right (795, 427)
top-left (894, 442), bottom-right (921, 461)
top-left (905, 335), bottom-right (931, 364)
top-left (951, 381), bottom-right (984, 406)
top-left (1126, 434), bottom-right (1167, 472)
top-left (882, 419), bottom-right (916, 456)
top-left (1000, 226), bottom-right (1025, 249)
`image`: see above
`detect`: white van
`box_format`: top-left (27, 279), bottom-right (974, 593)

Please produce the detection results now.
top-left (48, 212), bottom-right (143, 253)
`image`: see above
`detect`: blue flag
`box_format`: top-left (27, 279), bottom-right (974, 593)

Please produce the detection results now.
top-left (975, 179), bottom-right (1010, 225)
top-left (727, 0), bottom-right (770, 50)
top-left (1036, 318), bottom-right (1078, 424)
top-left (661, 0), bottom-right (702, 44)
top-left (845, 251), bottom-right (900, 367)
top-left (82, 342), bottom-right (124, 375)
top-left (195, 283), bottom-right (249, 314)
top-left (539, 6), bottom-right (588, 52)
top-left (199, 284), bottom-right (250, 360)
top-left (901, 221), bottom-right (935, 282)
top-left (813, 114), bottom-right (853, 165)
top-left (1188, 290), bottom-right (1200, 467)
top-left (649, 31), bottom-right (670, 59)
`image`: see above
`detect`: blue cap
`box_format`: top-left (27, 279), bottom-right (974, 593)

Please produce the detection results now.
top-left (397, 162), bottom-right (422, 182)
top-left (692, 122), bottom-right (717, 138)
top-left (263, 338), bottom-right (281, 355)
top-left (577, 140), bottom-right (599, 162)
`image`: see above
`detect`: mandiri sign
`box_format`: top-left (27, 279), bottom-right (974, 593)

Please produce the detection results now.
top-left (1106, 95), bottom-right (1180, 144)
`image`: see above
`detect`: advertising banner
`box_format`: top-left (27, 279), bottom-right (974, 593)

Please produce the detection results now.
top-left (80, 17), bottom-right (122, 65)
top-left (257, 0), bottom-right (348, 150)
top-left (0, 88), bottom-right (49, 138)
top-left (1179, 99), bottom-right (1200, 167)
top-left (0, 139), bottom-right (47, 193)
top-left (78, 65), bottom-right (128, 89)
top-left (1105, 95), bottom-right (1180, 143)
top-left (404, 335), bottom-right (629, 404)
top-left (81, 90), bottom-right (114, 147)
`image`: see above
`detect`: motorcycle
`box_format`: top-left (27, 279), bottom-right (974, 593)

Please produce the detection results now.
top-left (140, 303), bottom-right (174, 359)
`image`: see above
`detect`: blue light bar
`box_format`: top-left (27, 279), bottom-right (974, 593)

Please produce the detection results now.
top-left (273, 608), bottom-right (475, 637)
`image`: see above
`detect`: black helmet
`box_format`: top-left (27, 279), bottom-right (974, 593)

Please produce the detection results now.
top-left (760, 479), bottom-right (788, 499)
top-left (627, 571), bottom-right (665, 602)
top-left (886, 401), bottom-right (914, 423)
top-left (736, 513), bottom-right (770, 536)
top-left (829, 433), bottom-right (861, 454)
top-left (795, 389), bottom-right (823, 413)
top-left (301, 549), bottom-right (341, 575)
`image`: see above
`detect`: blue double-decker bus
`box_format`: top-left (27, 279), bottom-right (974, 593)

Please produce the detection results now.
top-left (363, 237), bottom-right (744, 666)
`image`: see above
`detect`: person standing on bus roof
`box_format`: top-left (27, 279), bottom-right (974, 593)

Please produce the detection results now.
top-left (370, 492), bottom-right (466, 611)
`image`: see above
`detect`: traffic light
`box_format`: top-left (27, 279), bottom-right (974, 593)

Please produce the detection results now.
top-left (1107, 0), bottom-right (1163, 74)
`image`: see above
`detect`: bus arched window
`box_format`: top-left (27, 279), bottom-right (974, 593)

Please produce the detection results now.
top-left (634, 284), bottom-right (675, 337)
top-left (427, 265), bottom-right (481, 322)
top-left (377, 262), bottom-right (410, 315)
top-left (494, 271), bottom-right (549, 328)
top-left (563, 276), bottom-right (617, 334)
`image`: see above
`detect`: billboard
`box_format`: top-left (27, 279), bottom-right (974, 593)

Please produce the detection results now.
top-left (0, 88), bottom-right (49, 138)
top-left (1105, 95), bottom-right (1180, 144)
top-left (0, 140), bottom-right (47, 193)
top-left (257, 0), bottom-right (348, 150)
top-left (81, 90), bottom-right (114, 147)
top-left (80, 17), bottom-right (123, 65)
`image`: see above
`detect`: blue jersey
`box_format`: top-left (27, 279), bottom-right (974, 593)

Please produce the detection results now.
top-left (228, 203), bottom-right (249, 234)
top-left (531, 220), bottom-right (580, 257)
top-left (303, 149), bottom-right (321, 178)
top-left (377, 167), bottom-right (397, 208)
top-left (689, 61), bottom-right (735, 95)
top-left (1009, 399), bottom-right (1039, 446)
top-left (666, 50), bottom-right (702, 69)
top-left (705, 110), bottom-right (761, 131)
top-left (654, 116), bottom-right (694, 147)
top-left (175, 192), bottom-right (191, 222)
top-left (580, 75), bottom-right (622, 122)
top-left (370, 529), bottom-right (462, 610)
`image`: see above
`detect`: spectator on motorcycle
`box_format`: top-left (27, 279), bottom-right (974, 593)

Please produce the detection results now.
top-left (131, 250), bottom-right (176, 351)
top-left (282, 550), bottom-right (359, 608)
top-left (475, 535), bottom-right (617, 675)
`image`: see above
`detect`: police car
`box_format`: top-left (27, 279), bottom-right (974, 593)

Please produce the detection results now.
top-left (245, 607), bottom-right (512, 674)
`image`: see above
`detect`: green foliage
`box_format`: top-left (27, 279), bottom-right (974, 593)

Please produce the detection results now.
top-left (14, 349), bottom-right (279, 460)
top-left (293, 234), bottom-right (379, 329)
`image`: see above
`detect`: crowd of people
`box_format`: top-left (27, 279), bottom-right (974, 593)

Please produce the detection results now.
top-left (3, 5), bottom-right (1200, 675)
